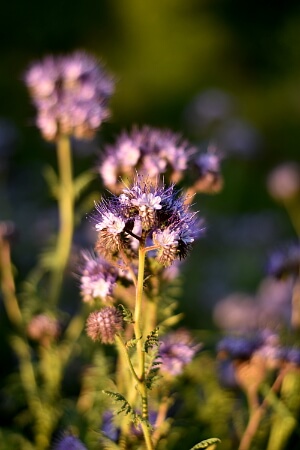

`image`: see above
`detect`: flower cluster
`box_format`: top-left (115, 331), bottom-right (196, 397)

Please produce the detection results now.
top-left (93, 177), bottom-right (203, 266)
top-left (86, 306), bottom-right (123, 344)
top-left (27, 314), bottom-right (60, 344)
top-left (25, 51), bottom-right (114, 140)
top-left (54, 434), bottom-right (87, 450)
top-left (267, 242), bottom-right (300, 279)
top-left (79, 251), bottom-right (117, 303)
top-left (98, 126), bottom-right (195, 191)
top-left (159, 329), bottom-right (201, 376)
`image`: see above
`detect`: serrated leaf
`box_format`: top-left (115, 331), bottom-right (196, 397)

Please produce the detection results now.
top-left (125, 337), bottom-right (141, 349)
top-left (102, 391), bottom-right (142, 425)
top-left (43, 165), bottom-right (59, 198)
top-left (117, 304), bottom-right (134, 323)
top-left (73, 171), bottom-right (95, 200)
top-left (190, 438), bottom-right (221, 449)
top-left (144, 327), bottom-right (159, 353)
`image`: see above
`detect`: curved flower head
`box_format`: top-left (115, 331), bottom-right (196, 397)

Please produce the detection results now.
top-left (98, 126), bottom-right (195, 192)
top-left (159, 329), bottom-right (201, 376)
top-left (24, 51), bottom-right (114, 140)
top-left (86, 306), bottom-right (123, 344)
top-left (79, 251), bottom-right (117, 303)
top-left (92, 175), bottom-right (204, 263)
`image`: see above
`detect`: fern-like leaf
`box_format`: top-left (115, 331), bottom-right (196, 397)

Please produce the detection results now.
top-left (144, 327), bottom-right (159, 353)
top-left (102, 391), bottom-right (142, 426)
top-left (117, 304), bottom-right (134, 323)
top-left (190, 438), bottom-right (221, 449)
top-left (125, 336), bottom-right (141, 349)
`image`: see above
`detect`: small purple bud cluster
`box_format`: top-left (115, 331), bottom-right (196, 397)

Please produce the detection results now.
top-left (25, 51), bottom-right (114, 140)
top-left (93, 176), bottom-right (204, 266)
top-left (79, 251), bottom-right (117, 303)
top-left (98, 126), bottom-right (195, 191)
top-left (86, 306), bottom-right (123, 344)
top-left (159, 329), bottom-right (201, 376)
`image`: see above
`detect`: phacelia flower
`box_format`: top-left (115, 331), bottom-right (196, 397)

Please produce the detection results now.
top-left (25, 51), bottom-right (114, 140)
top-left (98, 126), bottom-right (195, 191)
top-left (53, 434), bottom-right (87, 450)
top-left (27, 314), bottom-right (60, 344)
top-left (267, 243), bottom-right (300, 279)
top-left (217, 336), bottom-right (261, 361)
top-left (159, 329), bottom-right (201, 376)
top-left (93, 176), bottom-right (203, 264)
top-left (267, 162), bottom-right (300, 201)
top-left (193, 146), bottom-right (223, 194)
top-left (79, 251), bottom-right (117, 303)
top-left (86, 306), bottom-right (123, 344)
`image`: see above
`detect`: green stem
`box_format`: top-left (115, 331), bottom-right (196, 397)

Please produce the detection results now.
top-left (115, 334), bottom-right (139, 384)
top-left (50, 134), bottom-right (74, 304)
top-left (0, 236), bottom-right (23, 328)
top-left (133, 246), bottom-right (154, 450)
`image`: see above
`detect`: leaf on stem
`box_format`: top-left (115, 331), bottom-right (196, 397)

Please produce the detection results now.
top-left (190, 438), bottom-right (221, 449)
top-left (144, 327), bottom-right (159, 353)
top-left (102, 391), bottom-right (143, 426)
top-left (43, 165), bottom-right (59, 199)
top-left (117, 304), bottom-right (134, 323)
top-left (125, 336), bottom-right (142, 349)
top-left (73, 172), bottom-right (95, 200)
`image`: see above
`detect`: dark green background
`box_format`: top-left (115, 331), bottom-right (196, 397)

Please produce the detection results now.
top-left (1, 0), bottom-right (300, 327)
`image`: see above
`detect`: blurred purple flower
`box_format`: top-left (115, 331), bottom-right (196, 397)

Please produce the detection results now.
top-left (53, 434), bottom-right (87, 450)
top-left (98, 126), bottom-right (195, 191)
top-left (25, 51), bottom-right (114, 140)
top-left (267, 242), bottom-right (300, 279)
top-left (159, 329), bottom-right (201, 376)
top-left (78, 251), bottom-right (117, 303)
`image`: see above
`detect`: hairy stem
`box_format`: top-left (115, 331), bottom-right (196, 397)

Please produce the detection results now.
top-left (133, 246), bottom-right (155, 450)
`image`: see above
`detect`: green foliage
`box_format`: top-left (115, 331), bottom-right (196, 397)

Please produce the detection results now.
top-left (43, 165), bottom-right (59, 199)
top-left (73, 171), bottom-right (95, 200)
top-left (117, 303), bottom-right (134, 323)
top-left (145, 359), bottom-right (161, 390)
top-left (190, 438), bottom-right (221, 449)
top-left (144, 326), bottom-right (159, 353)
top-left (102, 390), bottom-right (143, 426)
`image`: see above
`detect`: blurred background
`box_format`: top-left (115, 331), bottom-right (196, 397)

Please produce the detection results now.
top-left (1, 0), bottom-right (300, 330)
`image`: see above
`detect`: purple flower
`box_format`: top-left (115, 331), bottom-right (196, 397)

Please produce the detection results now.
top-left (98, 126), bottom-right (195, 191)
top-left (101, 410), bottom-right (120, 442)
top-left (217, 336), bottom-right (261, 360)
top-left (159, 329), bottom-right (201, 376)
top-left (193, 146), bottom-right (223, 194)
top-left (267, 242), bottom-right (300, 279)
top-left (79, 251), bottom-right (117, 303)
top-left (53, 434), bottom-right (87, 450)
top-left (86, 306), bottom-right (123, 344)
top-left (25, 51), bottom-right (114, 140)
top-left (92, 176), bottom-right (204, 264)
top-left (285, 347), bottom-right (300, 366)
